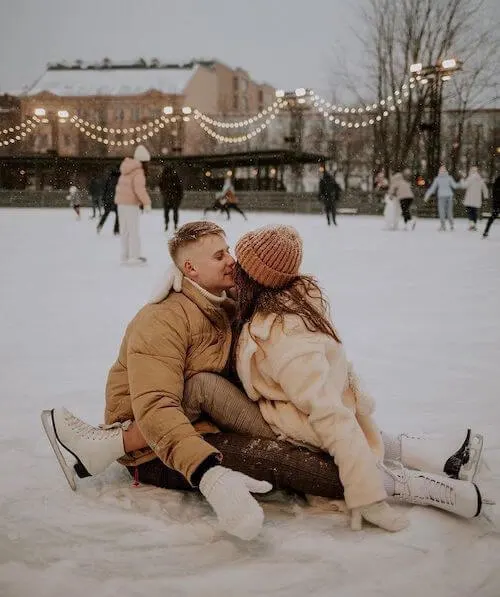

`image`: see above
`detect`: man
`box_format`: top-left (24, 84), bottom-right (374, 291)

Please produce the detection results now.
top-left (88, 176), bottom-right (103, 219)
top-left (42, 222), bottom-right (347, 541)
top-left (483, 174), bottom-right (500, 238)
top-left (318, 168), bottom-right (341, 226)
top-left (159, 166), bottom-right (183, 232)
top-left (96, 167), bottom-right (121, 235)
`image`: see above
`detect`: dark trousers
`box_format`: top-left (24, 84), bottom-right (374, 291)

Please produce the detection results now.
top-left (129, 432), bottom-right (344, 499)
top-left (90, 196), bottom-right (102, 218)
top-left (400, 198), bottom-right (413, 223)
top-left (484, 207), bottom-right (499, 236)
top-left (164, 204), bottom-right (179, 231)
top-left (324, 201), bottom-right (337, 226)
top-left (226, 203), bottom-right (247, 220)
top-left (97, 205), bottom-right (119, 234)
top-left (466, 206), bottom-right (479, 224)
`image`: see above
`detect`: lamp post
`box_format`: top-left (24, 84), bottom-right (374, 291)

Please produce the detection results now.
top-left (410, 58), bottom-right (462, 180)
top-left (277, 88), bottom-right (310, 191)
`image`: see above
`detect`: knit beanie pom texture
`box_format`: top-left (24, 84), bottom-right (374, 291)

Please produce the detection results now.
top-left (235, 225), bottom-right (303, 288)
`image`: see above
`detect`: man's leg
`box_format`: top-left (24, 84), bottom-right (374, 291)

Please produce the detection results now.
top-left (97, 206), bottom-right (109, 232)
top-left (483, 208), bottom-right (499, 237)
top-left (173, 205), bottom-right (179, 230)
top-left (163, 202), bottom-right (169, 231)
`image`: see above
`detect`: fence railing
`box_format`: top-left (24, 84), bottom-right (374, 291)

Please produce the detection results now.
top-left (0, 189), bottom-right (476, 218)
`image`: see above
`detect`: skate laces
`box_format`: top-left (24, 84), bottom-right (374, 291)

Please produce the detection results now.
top-left (380, 461), bottom-right (455, 506)
top-left (62, 410), bottom-right (121, 441)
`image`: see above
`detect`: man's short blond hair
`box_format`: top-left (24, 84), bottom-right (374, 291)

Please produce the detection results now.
top-left (168, 221), bottom-right (225, 263)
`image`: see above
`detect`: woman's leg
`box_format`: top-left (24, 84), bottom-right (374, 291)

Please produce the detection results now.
top-left (128, 206), bottom-right (141, 260)
top-left (437, 197), bottom-right (446, 229)
top-left (117, 205), bottom-right (130, 261)
top-left (132, 432), bottom-right (345, 499)
top-left (183, 373), bottom-right (276, 439)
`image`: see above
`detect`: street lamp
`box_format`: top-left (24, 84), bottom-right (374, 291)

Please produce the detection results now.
top-left (409, 57), bottom-right (462, 178)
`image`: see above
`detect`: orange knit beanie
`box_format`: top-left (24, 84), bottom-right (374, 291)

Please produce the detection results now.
top-left (235, 225), bottom-right (303, 288)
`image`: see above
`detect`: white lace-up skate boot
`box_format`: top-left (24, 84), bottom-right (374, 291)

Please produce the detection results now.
top-left (41, 408), bottom-right (127, 490)
top-left (383, 463), bottom-right (486, 519)
top-left (399, 429), bottom-right (486, 482)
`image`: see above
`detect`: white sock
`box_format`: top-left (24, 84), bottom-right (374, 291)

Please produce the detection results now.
top-left (381, 431), bottom-right (401, 462)
top-left (382, 467), bottom-right (396, 496)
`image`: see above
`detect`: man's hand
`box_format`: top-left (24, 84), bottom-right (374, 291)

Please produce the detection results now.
top-left (143, 204), bottom-right (152, 213)
top-left (199, 466), bottom-right (272, 540)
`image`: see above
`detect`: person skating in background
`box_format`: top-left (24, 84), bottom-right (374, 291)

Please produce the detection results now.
top-left (461, 166), bottom-right (489, 231)
top-left (483, 174), bottom-right (500, 238)
top-left (389, 169), bottom-right (415, 230)
top-left (318, 168), bottom-right (341, 226)
top-left (114, 145), bottom-right (152, 265)
top-left (224, 180), bottom-right (247, 221)
top-left (424, 165), bottom-right (459, 231)
top-left (66, 184), bottom-right (84, 220)
top-left (87, 176), bottom-right (103, 219)
top-left (97, 167), bottom-right (121, 235)
top-left (159, 166), bottom-right (184, 233)
top-left (204, 175), bottom-right (247, 221)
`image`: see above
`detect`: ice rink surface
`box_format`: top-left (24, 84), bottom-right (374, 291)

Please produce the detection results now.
top-left (1, 208), bottom-right (499, 597)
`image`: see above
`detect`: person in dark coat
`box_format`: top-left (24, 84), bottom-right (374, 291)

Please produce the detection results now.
top-left (159, 166), bottom-right (184, 232)
top-left (483, 174), bottom-right (500, 238)
top-left (318, 169), bottom-right (341, 226)
top-left (88, 177), bottom-right (103, 219)
top-left (97, 167), bottom-right (120, 235)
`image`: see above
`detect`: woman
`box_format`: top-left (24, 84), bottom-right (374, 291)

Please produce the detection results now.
top-left (461, 167), bottom-right (489, 231)
top-left (424, 165), bottom-right (458, 231)
top-left (114, 145), bottom-right (152, 264)
top-left (388, 169), bottom-right (415, 230)
top-left (233, 224), bottom-right (487, 531)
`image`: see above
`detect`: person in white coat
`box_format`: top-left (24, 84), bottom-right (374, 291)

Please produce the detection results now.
top-left (461, 167), bottom-right (489, 231)
top-left (114, 145), bottom-right (152, 265)
top-left (233, 224), bottom-right (489, 531)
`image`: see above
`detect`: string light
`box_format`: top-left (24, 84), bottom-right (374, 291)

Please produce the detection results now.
top-left (0, 116), bottom-right (40, 145)
top-left (193, 99), bottom-right (284, 129)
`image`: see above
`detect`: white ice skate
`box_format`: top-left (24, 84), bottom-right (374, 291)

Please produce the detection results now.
top-left (41, 408), bottom-right (126, 491)
top-left (383, 463), bottom-right (493, 519)
top-left (400, 429), bottom-right (486, 482)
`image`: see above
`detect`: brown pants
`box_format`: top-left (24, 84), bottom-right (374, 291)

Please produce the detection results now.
top-left (131, 373), bottom-right (344, 499)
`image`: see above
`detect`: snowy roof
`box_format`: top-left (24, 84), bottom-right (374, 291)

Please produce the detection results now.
top-left (25, 65), bottom-right (199, 97)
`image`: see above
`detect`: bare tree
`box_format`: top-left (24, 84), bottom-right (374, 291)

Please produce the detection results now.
top-left (331, 0), bottom-right (499, 179)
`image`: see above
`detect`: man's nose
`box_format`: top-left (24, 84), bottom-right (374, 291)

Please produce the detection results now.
top-left (227, 253), bottom-right (236, 266)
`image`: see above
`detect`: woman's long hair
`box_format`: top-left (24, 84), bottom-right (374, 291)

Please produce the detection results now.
top-left (232, 262), bottom-right (341, 354)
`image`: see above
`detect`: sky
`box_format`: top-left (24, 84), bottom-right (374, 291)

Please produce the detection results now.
top-left (0, 0), bottom-right (364, 96)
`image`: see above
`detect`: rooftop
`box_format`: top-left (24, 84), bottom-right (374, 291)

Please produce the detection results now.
top-left (24, 59), bottom-right (215, 97)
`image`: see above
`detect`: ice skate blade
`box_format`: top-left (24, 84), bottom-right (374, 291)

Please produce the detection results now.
top-left (41, 409), bottom-right (77, 491)
top-left (459, 433), bottom-right (484, 482)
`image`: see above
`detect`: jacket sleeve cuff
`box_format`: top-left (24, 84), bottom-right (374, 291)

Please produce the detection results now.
top-left (190, 454), bottom-right (222, 487)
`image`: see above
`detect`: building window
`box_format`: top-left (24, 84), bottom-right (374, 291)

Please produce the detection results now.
top-left (64, 134), bottom-right (72, 147)
top-left (233, 76), bottom-right (239, 92)
top-left (233, 95), bottom-right (239, 110)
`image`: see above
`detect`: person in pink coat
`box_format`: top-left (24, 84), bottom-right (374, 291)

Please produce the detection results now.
top-left (114, 145), bottom-right (152, 265)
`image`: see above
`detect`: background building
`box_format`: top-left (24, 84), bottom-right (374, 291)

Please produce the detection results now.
top-left (19, 58), bottom-right (275, 157)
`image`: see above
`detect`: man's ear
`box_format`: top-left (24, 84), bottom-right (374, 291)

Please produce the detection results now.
top-left (183, 259), bottom-right (196, 277)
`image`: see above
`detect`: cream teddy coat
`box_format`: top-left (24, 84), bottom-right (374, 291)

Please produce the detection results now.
top-left (236, 307), bottom-right (387, 509)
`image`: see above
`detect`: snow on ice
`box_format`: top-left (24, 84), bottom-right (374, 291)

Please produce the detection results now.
top-left (0, 208), bottom-right (499, 597)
